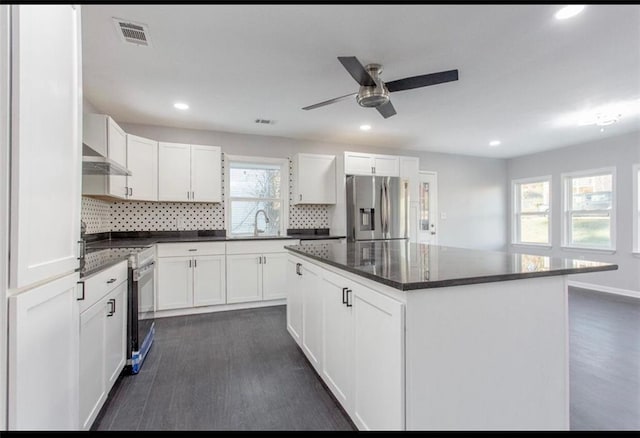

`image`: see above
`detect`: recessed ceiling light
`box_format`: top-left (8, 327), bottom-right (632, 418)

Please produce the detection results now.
top-left (554, 5), bottom-right (585, 20)
top-left (489, 140), bottom-right (501, 147)
top-left (360, 124), bottom-right (371, 131)
top-left (174, 102), bottom-right (189, 110)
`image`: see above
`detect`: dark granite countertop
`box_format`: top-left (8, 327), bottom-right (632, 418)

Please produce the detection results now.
top-left (84, 230), bottom-right (345, 250)
top-left (285, 240), bottom-right (618, 291)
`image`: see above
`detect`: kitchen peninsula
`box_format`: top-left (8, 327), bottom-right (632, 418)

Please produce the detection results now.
top-left (285, 240), bottom-right (618, 430)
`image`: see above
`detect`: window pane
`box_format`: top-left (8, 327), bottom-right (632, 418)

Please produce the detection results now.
top-left (520, 215), bottom-right (549, 244)
top-left (420, 182), bottom-right (430, 231)
top-left (571, 174), bottom-right (612, 211)
top-left (229, 167), bottom-right (281, 198)
top-left (230, 200), bottom-right (281, 235)
top-left (571, 214), bottom-right (611, 246)
top-left (520, 181), bottom-right (549, 213)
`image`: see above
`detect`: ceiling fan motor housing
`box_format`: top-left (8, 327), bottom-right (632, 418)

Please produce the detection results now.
top-left (357, 63), bottom-right (390, 107)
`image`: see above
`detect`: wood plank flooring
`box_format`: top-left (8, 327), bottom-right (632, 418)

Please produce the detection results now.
top-left (94, 287), bottom-right (640, 430)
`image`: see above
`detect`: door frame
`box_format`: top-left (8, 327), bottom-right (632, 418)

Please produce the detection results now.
top-left (418, 171), bottom-right (438, 245)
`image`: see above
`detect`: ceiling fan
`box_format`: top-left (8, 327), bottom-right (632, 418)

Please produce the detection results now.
top-left (302, 56), bottom-right (459, 119)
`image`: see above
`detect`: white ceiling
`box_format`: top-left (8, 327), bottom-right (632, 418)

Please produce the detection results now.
top-left (81, 4), bottom-right (640, 159)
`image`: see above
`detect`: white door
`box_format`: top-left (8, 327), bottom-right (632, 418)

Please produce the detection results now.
top-left (126, 134), bottom-right (158, 201)
top-left (8, 272), bottom-right (80, 430)
top-left (226, 254), bottom-right (262, 304)
top-left (104, 281), bottom-right (127, 388)
top-left (190, 145), bottom-right (221, 202)
top-left (156, 257), bottom-right (193, 310)
top-left (373, 155), bottom-right (400, 176)
top-left (301, 261), bottom-right (323, 371)
top-left (262, 252), bottom-right (288, 300)
top-left (286, 257), bottom-right (303, 345)
top-left (9, 4), bottom-right (81, 289)
top-left (352, 284), bottom-right (404, 430)
top-left (158, 142), bottom-right (191, 202)
top-left (417, 172), bottom-right (438, 245)
top-left (79, 296), bottom-right (106, 431)
top-left (296, 154), bottom-right (336, 204)
top-left (107, 118), bottom-right (128, 199)
top-left (321, 271), bottom-right (354, 411)
top-left (193, 255), bottom-right (226, 306)
top-left (344, 152), bottom-right (373, 175)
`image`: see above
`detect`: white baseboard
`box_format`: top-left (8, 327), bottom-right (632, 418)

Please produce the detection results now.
top-left (568, 280), bottom-right (640, 300)
top-left (154, 299), bottom-right (286, 319)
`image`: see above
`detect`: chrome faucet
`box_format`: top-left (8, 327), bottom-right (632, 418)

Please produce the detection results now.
top-left (254, 209), bottom-right (270, 236)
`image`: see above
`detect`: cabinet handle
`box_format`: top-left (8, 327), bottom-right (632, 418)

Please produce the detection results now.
top-left (125, 186), bottom-right (129, 196)
top-left (296, 262), bottom-right (301, 275)
top-left (187, 191), bottom-right (190, 200)
top-left (192, 191), bottom-right (195, 200)
top-left (194, 259), bottom-right (197, 268)
top-left (299, 194), bottom-right (302, 201)
top-left (263, 256), bottom-right (267, 264)
top-left (107, 299), bottom-right (115, 317)
top-left (106, 278), bottom-right (117, 284)
top-left (130, 187), bottom-right (133, 196)
top-left (188, 259), bottom-right (192, 268)
top-left (77, 281), bottom-right (85, 301)
top-left (77, 240), bottom-right (85, 261)
top-left (342, 287), bottom-right (348, 304)
top-left (188, 249), bottom-right (197, 252)
top-left (258, 256), bottom-right (262, 264)
top-left (346, 289), bottom-right (353, 307)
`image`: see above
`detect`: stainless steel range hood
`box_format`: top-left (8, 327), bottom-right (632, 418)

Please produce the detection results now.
top-left (82, 144), bottom-right (132, 176)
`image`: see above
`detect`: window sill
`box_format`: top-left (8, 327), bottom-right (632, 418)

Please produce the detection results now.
top-left (510, 243), bottom-right (552, 250)
top-left (561, 246), bottom-right (616, 255)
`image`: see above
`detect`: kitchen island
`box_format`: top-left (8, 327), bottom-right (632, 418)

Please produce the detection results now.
top-left (284, 240), bottom-right (617, 431)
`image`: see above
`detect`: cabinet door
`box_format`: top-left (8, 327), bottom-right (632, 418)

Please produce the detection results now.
top-left (126, 134), bottom-right (158, 201)
top-left (107, 118), bottom-right (128, 198)
top-left (104, 281), bottom-right (127, 388)
top-left (301, 261), bottom-right (323, 371)
top-left (295, 154), bottom-right (336, 204)
top-left (190, 145), bottom-right (221, 202)
top-left (321, 270), bottom-right (354, 411)
top-left (8, 272), bottom-right (79, 430)
top-left (158, 142), bottom-right (191, 202)
top-left (226, 254), bottom-right (262, 304)
top-left (373, 155), bottom-right (400, 176)
top-left (79, 297), bottom-right (106, 431)
top-left (193, 255), bottom-right (226, 306)
top-left (344, 152), bottom-right (373, 175)
top-left (9, 4), bottom-right (81, 289)
top-left (399, 157), bottom-right (419, 203)
top-left (157, 256), bottom-right (193, 310)
top-left (262, 252), bottom-right (288, 300)
top-left (352, 284), bottom-right (404, 430)
top-left (286, 257), bottom-right (303, 345)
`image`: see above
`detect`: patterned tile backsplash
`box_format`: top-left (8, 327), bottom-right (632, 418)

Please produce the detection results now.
top-left (82, 156), bottom-right (329, 233)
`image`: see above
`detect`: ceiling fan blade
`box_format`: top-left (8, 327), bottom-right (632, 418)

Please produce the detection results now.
top-left (302, 92), bottom-right (357, 111)
top-left (338, 56), bottom-right (376, 87)
top-left (376, 101), bottom-right (397, 119)
top-left (386, 69), bottom-right (459, 93)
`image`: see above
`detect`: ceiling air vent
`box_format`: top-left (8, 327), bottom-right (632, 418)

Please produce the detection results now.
top-left (255, 119), bottom-right (276, 125)
top-left (113, 18), bottom-right (152, 47)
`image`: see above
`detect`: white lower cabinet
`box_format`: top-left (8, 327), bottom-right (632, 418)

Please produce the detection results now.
top-left (79, 262), bottom-right (128, 431)
top-left (156, 242), bottom-right (227, 311)
top-left (287, 254), bottom-right (405, 430)
top-left (262, 252), bottom-right (289, 300)
top-left (226, 254), bottom-right (262, 304)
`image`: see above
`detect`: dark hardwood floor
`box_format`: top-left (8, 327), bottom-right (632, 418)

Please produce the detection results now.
top-left (94, 287), bottom-right (640, 430)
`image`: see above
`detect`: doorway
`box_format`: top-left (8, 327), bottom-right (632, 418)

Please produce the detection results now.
top-left (417, 172), bottom-right (438, 244)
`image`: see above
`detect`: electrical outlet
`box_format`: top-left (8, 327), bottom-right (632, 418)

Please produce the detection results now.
top-left (440, 212), bottom-right (447, 220)
top-left (176, 216), bottom-right (184, 229)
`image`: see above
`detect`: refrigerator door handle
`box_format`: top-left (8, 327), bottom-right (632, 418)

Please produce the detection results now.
top-left (380, 181), bottom-right (386, 236)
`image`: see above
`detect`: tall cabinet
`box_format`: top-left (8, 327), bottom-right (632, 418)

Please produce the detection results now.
top-left (6, 4), bottom-right (82, 430)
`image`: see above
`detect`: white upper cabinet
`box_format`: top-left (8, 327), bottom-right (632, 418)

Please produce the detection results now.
top-left (344, 151), bottom-right (399, 176)
top-left (126, 134), bottom-right (158, 201)
top-left (399, 156), bottom-right (419, 202)
top-left (191, 144), bottom-right (222, 202)
top-left (9, 4), bottom-right (82, 289)
top-left (158, 142), bottom-right (221, 202)
top-left (293, 153), bottom-right (336, 205)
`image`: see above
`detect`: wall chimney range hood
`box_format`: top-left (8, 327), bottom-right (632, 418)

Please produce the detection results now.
top-left (82, 144), bottom-right (132, 176)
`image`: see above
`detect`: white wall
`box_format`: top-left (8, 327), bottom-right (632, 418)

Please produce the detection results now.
top-left (508, 130), bottom-right (640, 296)
top-left (117, 121), bottom-right (508, 251)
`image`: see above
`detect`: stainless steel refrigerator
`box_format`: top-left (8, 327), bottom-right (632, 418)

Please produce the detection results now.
top-left (346, 175), bottom-right (408, 241)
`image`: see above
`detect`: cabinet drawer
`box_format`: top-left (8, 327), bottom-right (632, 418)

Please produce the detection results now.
top-left (157, 241), bottom-right (226, 257)
top-left (79, 260), bottom-right (128, 313)
top-left (226, 239), bottom-right (299, 255)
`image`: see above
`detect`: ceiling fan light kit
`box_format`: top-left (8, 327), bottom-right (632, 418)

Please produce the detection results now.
top-left (303, 56), bottom-right (459, 119)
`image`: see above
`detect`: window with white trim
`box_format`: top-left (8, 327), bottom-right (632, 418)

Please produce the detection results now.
top-left (512, 177), bottom-right (551, 245)
top-left (226, 156), bottom-right (288, 237)
top-left (562, 168), bottom-right (615, 250)
top-left (634, 164), bottom-right (639, 253)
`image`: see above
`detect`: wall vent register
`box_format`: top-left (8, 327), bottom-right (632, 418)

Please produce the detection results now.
top-left (113, 18), bottom-right (152, 46)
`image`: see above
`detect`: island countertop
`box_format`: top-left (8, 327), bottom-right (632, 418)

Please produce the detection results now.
top-left (284, 240), bottom-right (618, 291)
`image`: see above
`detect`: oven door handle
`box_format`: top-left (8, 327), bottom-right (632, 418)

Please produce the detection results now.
top-left (133, 261), bottom-right (155, 282)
